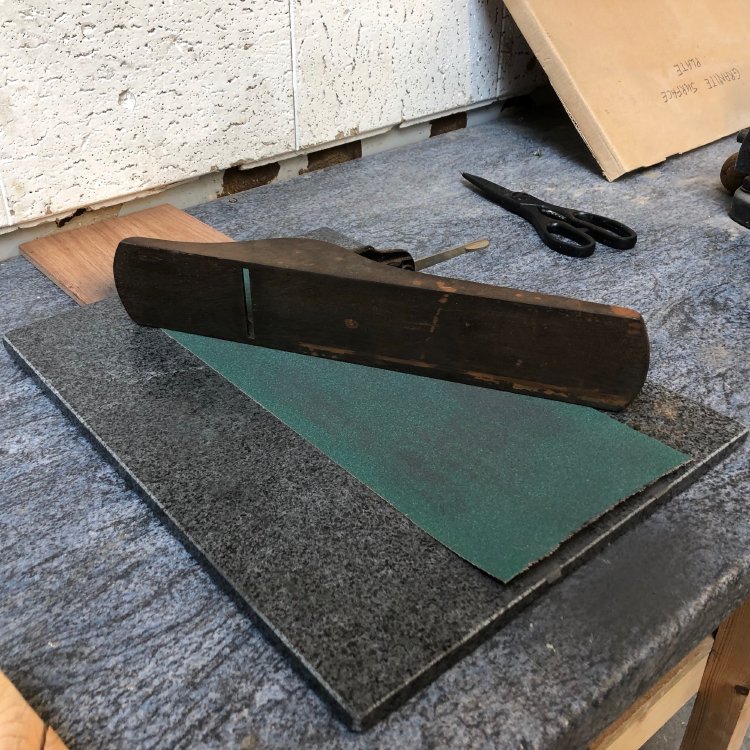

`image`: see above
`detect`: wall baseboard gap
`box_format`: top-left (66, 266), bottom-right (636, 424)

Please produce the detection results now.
top-left (0, 101), bottom-right (508, 263)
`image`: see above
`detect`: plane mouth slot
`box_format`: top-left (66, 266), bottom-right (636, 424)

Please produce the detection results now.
top-left (242, 268), bottom-right (255, 339)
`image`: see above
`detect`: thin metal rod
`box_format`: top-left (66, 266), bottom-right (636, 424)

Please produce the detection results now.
top-left (414, 238), bottom-right (490, 271)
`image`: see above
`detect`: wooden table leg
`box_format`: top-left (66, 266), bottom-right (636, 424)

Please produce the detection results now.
top-left (589, 637), bottom-right (713, 750)
top-left (0, 671), bottom-right (68, 750)
top-left (680, 596), bottom-right (750, 750)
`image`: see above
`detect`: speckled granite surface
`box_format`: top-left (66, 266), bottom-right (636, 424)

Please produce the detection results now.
top-left (4, 282), bottom-right (743, 729)
top-left (3, 102), bottom-right (750, 748)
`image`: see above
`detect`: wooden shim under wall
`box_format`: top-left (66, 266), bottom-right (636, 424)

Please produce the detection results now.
top-left (20, 204), bottom-right (232, 305)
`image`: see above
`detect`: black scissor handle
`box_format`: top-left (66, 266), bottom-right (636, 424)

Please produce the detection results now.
top-left (568, 211), bottom-right (638, 250)
top-left (531, 211), bottom-right (596, 258)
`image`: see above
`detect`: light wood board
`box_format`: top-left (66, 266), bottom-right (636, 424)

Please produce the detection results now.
top-left (0, 671), bottom-right (68, 750)
top-left (20, 205), bottom-right (231, 305)
top-left (590, 637), bottom-right (713, 750)
top-left (504, 0), bottom-right (750, 179)
top-left (681, 597), bottom-right (750, 749)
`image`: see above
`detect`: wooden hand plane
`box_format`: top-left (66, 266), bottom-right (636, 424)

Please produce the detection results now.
top-left (113, 237), bottom-right (649, 411)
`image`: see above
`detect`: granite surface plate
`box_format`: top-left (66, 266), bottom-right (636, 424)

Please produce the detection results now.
top-left (3, 280), bottom-right (744, 728)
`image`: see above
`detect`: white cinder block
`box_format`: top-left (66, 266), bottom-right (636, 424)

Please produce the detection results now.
top-left (394, 0), bottom-right (471, 121)
top-left (293, 1), bottom-right (533, 150)
top-left (0, 1), bottom-right (542, 229)
top-left (292, 2), bottom-right (404, 149)
top-left (0, 0), bottom-right (294, 226)
top-left (468, 0), bottom-right (505, 103)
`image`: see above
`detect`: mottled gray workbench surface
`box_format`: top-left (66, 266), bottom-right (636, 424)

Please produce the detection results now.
top-left (2, 102), bottom-right (750, 748)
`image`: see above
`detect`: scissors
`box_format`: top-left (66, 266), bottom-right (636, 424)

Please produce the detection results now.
top-left (462, 173), bottom-right (637, 258)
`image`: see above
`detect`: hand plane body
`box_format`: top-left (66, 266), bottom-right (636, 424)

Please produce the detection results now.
top-left (114, 237), bottom-right (649, 411)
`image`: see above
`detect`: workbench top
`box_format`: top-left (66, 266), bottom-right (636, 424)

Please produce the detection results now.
top-left (2, 102), bottom-right (750, 749)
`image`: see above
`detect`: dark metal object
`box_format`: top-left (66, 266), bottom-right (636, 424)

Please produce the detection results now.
top-left (730, 176), bottom-right (750, 228)
top-left (462, 173), bottom-right (638, 258)
top-left (720, 129), bottom-right (750, 194)
top-left (356, 238), bottom-right (490, 271)
top-left (113, 236), bottom-right (650, 411)
top-left (414, 238), bottom-right (490, 271)
top-left (721, 129), bottom-right (750, 228)
top-left (354, 245), bottom-right (415, 270)
top-left (720, 152), bottom-right (746, 194)
top-left (735, 128), bottom-right (750, 173)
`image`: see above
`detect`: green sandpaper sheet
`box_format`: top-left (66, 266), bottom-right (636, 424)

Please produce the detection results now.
top-left (167, 331), bottom-right (687, 581)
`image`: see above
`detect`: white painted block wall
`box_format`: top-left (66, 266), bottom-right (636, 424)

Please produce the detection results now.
top-left (0, 1), bottom-right (541, 231)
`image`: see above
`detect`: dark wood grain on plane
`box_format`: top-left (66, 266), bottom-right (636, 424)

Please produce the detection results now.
top-left (113, 237), bottom-right (650, 411)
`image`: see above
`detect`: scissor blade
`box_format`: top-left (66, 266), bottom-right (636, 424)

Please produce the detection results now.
top-left (462, 173), bottom-right (517, 207)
